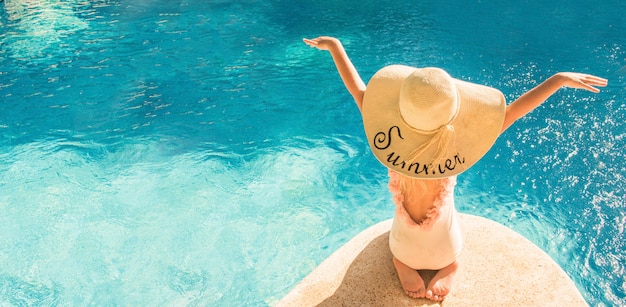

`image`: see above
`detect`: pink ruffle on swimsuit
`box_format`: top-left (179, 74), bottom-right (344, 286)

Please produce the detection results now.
top-left (388, 170), bottom-right (463, 270)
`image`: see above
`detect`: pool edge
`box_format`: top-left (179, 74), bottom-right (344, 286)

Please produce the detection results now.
top-left (275, 214), bottom-right (588, 306)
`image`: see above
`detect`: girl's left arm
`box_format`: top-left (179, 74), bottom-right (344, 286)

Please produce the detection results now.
top-left (501, 72), bottom-right (608, 132)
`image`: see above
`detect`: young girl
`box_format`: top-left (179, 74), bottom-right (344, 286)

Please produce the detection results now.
top-left (303, 36), bottom-right (607, 302)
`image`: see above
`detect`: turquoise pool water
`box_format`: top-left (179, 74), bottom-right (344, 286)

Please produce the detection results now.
top-left (1, 0), bottom-right (624, 305)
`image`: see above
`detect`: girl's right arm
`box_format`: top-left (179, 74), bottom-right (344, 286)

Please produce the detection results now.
top-left (303, 36), bottom-right (366, 111)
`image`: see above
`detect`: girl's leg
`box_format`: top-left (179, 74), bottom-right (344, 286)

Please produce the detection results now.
top-left (392, 256), bottom-right (426, 298)
top-left (426, 260), bottom-right (459, 301)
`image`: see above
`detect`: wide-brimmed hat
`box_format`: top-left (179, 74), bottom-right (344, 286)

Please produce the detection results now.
top-left (362, 65), bottom-right (506, 178)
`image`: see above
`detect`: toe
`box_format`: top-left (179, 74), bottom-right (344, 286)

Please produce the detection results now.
top-left (417, 287), bottom-right (426, 298)
top-left (406, 289), bottom-right (427, 299)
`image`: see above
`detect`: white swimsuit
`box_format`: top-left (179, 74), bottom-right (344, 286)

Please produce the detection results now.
top-left (388, 170), bottom-right (463, 270)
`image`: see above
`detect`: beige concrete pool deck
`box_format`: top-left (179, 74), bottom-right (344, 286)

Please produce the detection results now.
top-left (276, 214), bottom-right (588, 307)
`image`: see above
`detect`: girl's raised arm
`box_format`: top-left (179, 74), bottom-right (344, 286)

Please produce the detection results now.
top-left (304, 36), bottom-right (366, 111)
top-left (501, 72), bottom-right (608, 132)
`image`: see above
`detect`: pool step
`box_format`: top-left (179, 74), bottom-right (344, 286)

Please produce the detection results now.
top-left (276, 214), bottom-right (587, 307)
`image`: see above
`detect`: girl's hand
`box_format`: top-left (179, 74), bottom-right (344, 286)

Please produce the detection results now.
top-left (555, 72), bottom-right (608, 93)
top-left (303, 36), bottom-right (340, 51)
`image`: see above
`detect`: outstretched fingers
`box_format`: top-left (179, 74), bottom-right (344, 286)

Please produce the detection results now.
top-left (578, 74), bottom-right (608, 93)
top-left (559, 72), bottom-right (608, 93)
top-left (302, 36), bottom-right (339, 51)
top-left (583, 74), bottom-right (608, 86)
top-left (302, 38), bottom-right (317, 47)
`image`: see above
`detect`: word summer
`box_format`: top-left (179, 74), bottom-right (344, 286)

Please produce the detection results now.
top-left (385, 152), bottom-right (466, 176)
top-left (373, 125), bottom-right (466, 176)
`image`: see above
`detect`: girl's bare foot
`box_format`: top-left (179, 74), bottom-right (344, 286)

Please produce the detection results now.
top-left (392, 257), bottom-right (426, 298)
top-left (426, 260), bottom-right (458, 302)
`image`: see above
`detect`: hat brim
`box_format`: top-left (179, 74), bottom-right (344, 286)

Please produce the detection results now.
top-left (362, 65), bottom-right (506, 179)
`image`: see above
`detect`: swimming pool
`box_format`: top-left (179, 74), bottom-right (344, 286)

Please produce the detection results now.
top-left (0, 0), bottom-right (624, 305)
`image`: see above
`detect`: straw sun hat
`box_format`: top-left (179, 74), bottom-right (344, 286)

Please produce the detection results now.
top-left (362, 65), bottom-right (506, 179)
